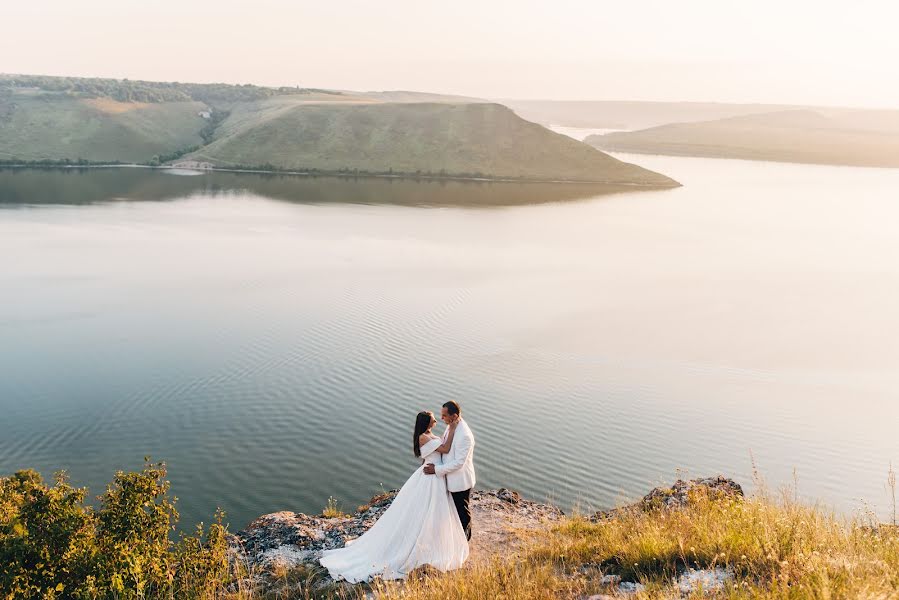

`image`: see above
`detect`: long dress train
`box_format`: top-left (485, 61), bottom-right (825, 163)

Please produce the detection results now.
top-left (319, 438), bottom-right (469, 582)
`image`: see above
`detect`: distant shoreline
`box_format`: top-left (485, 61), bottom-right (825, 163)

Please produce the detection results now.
top-left (0, 162), bottom-right (681, 188)
top-left (586, 142), bottom-right (899, 170)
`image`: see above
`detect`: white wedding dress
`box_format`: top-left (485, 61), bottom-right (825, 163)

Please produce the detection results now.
top-left (319, 437), bottom-right (469, 582)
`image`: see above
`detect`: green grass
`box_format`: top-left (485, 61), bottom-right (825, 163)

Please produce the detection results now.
top-left (187, 100), bottom-right (678, 185)
top-left (0, 90), bottom-right (206, 163)
top-left (0, 81), bottom-right (679, 185)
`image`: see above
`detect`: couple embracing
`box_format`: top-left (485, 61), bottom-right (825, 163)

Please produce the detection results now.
top-left (320, 401), bottom-right (475, 583)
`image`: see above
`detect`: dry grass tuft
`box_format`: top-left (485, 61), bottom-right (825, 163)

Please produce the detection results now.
top-left (322, 496), bottom-right (347, 519)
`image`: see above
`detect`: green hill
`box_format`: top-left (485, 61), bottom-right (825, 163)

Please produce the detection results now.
top-left (0, 75), bottom-right (350, 164)
top-left (0, 90), bottom-right (207, 163)
top-left (585, 109), bottom-right (899, 167)
top-left (188, 100), bottom-right (677, 184)
top-left (0, 74), bottom-right (677, 185)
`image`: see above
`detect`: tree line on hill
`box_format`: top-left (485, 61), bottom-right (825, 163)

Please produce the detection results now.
top-left (0, 74), bottom-right (339, 104)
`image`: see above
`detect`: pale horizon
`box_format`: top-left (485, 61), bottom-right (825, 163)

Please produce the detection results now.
top-left (5, 0), bottom-right (899, 109)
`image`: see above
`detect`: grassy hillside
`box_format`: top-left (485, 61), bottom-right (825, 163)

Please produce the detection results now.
top-left (188, 100), bottom-right (678, 184)
top-left (0, 74), bottom-right (678, 185)
top-left (0, 89), bottom-right (207, 163)
top-left (585, 109), bottom-right (899, 167)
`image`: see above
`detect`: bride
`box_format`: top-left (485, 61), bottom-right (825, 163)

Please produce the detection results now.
top-left (319, 411), bottom-right (470, 582)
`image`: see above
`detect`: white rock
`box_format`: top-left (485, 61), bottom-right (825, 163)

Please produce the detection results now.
top-left (618, 581), bottom-right (646, 594)
top-left (258, 545), bottom-right (310, 568)
top-left (677, 567), bottom-right (733, 594)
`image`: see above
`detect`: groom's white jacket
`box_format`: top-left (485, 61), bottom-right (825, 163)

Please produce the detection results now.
top-left (435, 418), bottom-right (476, 493)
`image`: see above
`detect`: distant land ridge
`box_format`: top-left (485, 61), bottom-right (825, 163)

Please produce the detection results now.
top-left (584, 108), bottom-right (899, 167)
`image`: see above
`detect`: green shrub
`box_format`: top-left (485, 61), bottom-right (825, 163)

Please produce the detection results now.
top-left (172, 510), bottom-right (233, 599)
top-left (0, 459), bottom-right (232, 600)
top-left (0, 469), bottom-right (96, 599)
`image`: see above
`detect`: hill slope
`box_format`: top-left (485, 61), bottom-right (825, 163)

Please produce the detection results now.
top-left (0, 91), bottom-right (207, 163)
top-left (188, 100), bottom-right (678, 184)
top-left (0, 74), bottom-right (677, 185)
top-left (585, 109), bottom-right (899, 167)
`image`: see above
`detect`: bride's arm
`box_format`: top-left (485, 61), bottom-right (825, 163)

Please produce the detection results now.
top-left (434, 419), bottom-right (458, 454)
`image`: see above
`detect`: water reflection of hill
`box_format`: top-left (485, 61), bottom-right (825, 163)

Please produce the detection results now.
top-left (0, 167), bottom-right (649, 208)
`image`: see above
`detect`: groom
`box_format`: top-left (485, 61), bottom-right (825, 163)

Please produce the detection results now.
top-left (423, 400), bottom-right (475, 540)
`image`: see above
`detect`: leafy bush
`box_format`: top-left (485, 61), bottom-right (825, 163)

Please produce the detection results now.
top-left (0, 459), bottom-right (232, 600)
top-left (0, 470), bottom-right (96, 599)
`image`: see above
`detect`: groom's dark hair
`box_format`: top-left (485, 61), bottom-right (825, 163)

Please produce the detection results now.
top-left (443, 400), bottom-right (461, 416)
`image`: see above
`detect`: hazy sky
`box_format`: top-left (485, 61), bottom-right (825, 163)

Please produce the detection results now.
top-left (4, 0), bottom-right (899, 107)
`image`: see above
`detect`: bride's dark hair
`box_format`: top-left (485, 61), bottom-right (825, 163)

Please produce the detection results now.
top-left (413, 411), bottom-right (433, 458)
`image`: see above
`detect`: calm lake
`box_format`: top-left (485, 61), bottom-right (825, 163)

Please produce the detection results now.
top-left (1, 155), bottom-right (898, 531)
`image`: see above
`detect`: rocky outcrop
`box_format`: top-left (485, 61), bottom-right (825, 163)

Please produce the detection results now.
top-left (229, 477), bottom-right (743, 596)
top-left (592, 476), bottom-right (744, 521)
top-left (230, 490), bottom-right (397, 568)
top-left (230, 488), bottom-right (563, 572)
